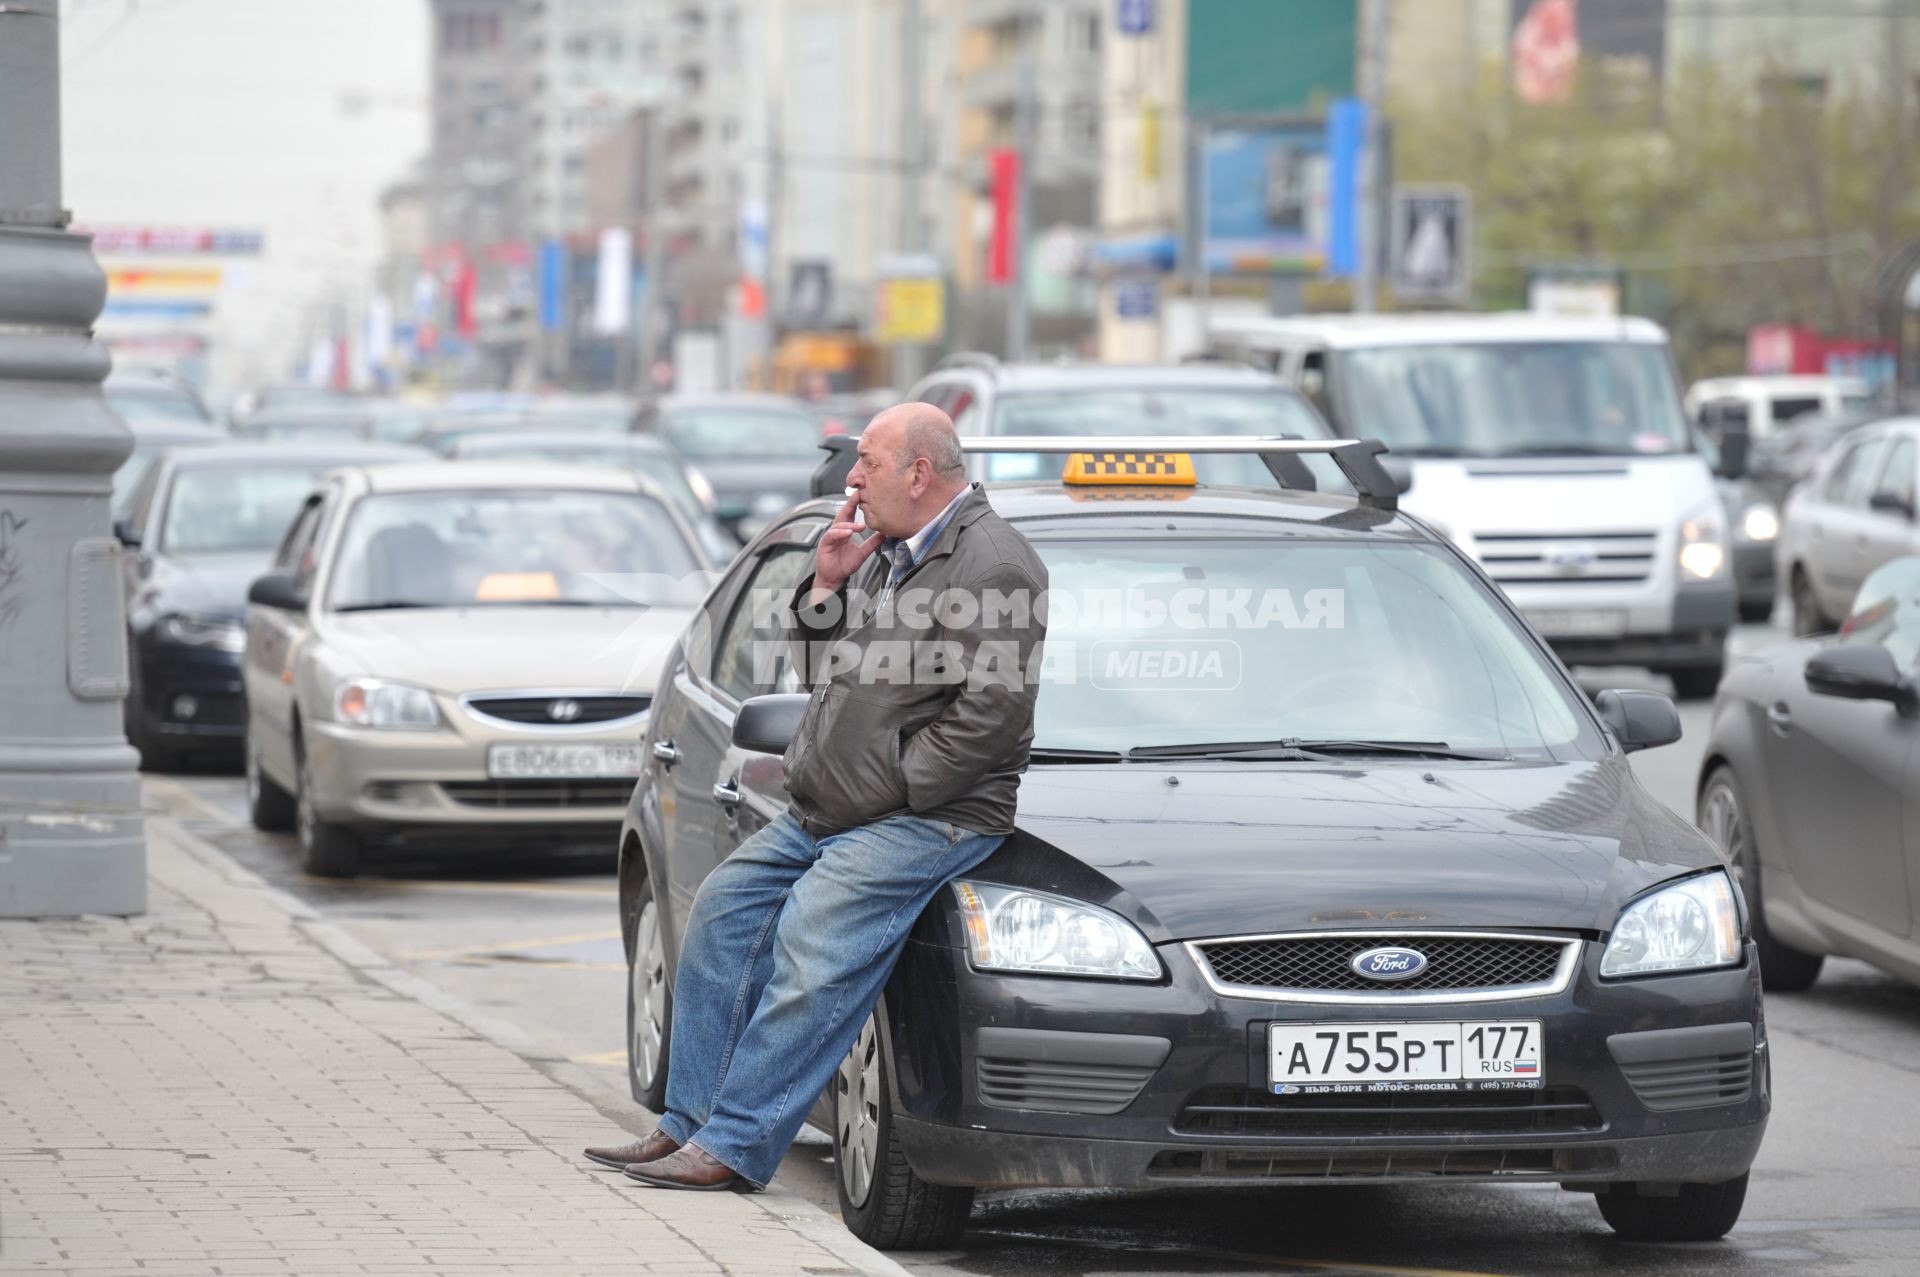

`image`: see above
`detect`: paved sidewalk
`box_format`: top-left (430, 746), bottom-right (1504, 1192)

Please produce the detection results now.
top-left (0, 813), bottom-right (906, 1277)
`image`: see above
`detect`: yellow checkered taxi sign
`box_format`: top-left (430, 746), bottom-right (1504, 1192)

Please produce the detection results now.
top-left (1062, 451), bottom-right (1197, 486)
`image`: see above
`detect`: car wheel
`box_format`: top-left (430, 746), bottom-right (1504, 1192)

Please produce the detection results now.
top-left (246, 734), bottom-right (297, 832)
top-left (1790, 565), bottom-right (1832, 637)
top-left (1597, 1171), bottom-right (1749, 1242)
top-left (626, 878), bottom-right (671, 1111)
top-left (1666, 664), bottom-right (1724, 701)
top-left (1737, 597), bottom-right (1775, 625)
top-left (1698, 766), bottom-right (1824, 992)
top-left (833, 1010), bottom-right (973, 1251)
top-left (295, 740), bottom-right (361, 878)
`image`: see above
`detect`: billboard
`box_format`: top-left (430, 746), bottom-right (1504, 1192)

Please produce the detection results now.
top-left (1201, 123), bottom-right (1328, 275)
top-left (1390, 185), bottom-right (1471, 305)
top-left (1187, 0), bottom-right (1354, 118)
top-left (1510, 0), bottom-right (1666, 108)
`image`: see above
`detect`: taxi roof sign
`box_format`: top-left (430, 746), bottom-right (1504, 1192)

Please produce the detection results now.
top-left (1062, 451), bottom-right (1196, 486)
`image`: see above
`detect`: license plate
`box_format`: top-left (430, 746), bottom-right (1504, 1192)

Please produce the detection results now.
top-left (1269, 1020), bottom-right (1543, 1094)
top-left (1524, 608), bottom-right (1626, 638)
top-left (486, 743), bottom-right (647, 779)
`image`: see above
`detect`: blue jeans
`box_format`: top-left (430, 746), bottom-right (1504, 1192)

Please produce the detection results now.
top-left (655, 810), bottom-right (1003, 1188)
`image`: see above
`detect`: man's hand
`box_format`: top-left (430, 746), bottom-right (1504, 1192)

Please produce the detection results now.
top-left (809, 490), bottom-right (883, 603)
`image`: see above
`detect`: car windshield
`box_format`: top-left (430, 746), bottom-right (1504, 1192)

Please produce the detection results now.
top-left (1340, 341), bottom-right (1691, 458)
top-left (107, 387), bottom-right (211, 426)
top-left (663, 408), bottom-right (821, 460)
top-left (1030, 538), bottom-right (1590, 758)
top-left (160, 466), bottom-right (327, 555)
top-left (326, 488), bottom-right (702, 611)
top-left (984, 389), bottom-right (1336, 488)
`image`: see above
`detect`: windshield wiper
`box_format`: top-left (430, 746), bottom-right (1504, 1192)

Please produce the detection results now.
top-left (332, 600), bottom-right (446, 613)
top-left (1491, 443), bottom-right (1640, 458)
top-left (1125, 740), bottom-right (1332, 761)
top-left (1277, 738), bottom-right (1510, 761)
top-left (1028, 747), bottom-right (1125, 763)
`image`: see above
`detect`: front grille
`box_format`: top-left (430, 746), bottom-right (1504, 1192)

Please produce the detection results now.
top-left (161, 689), bottom-right (245, 726)
top-left (976, 1058), bottom-right (1156, 1115)
top-left (1146, 1145), bottom-right (1615, 1181)
top-left (463, 694), bottom-right (650, 727)
top-left (1474, 530), bottom-right (1657, 585)
top-left (1175, 1085), bottom-right (1602, 1138)
top-left (1619, 1052), bottom-right (1753, 1112)
top-left (1195, 934), bottom-right (1569, 996)
top-left (439, 780), bottom-right (633, 809)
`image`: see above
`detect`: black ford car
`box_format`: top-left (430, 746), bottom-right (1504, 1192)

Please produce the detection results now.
top-left (616, 438), bottom-right (1767, 1249)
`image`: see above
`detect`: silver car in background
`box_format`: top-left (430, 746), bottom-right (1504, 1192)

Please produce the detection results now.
top-left (1777, 416), bottom-right (1920, 636)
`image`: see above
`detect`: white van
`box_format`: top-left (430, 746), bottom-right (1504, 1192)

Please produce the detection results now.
top-left (1684, 374), bottom-right (1876, 441)
top-left (1208, 313), bottom-right (1738, 697)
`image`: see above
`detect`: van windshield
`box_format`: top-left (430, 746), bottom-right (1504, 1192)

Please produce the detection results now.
top-left (1340, 342), bottom-right (1692, 459)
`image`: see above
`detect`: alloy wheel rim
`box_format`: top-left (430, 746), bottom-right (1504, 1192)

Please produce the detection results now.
top-left (245, 746), bottom-right (260, 807)
top-left (1701, 783), bottom-right (1749, 891)
top-left (630, 901), bottom-right (666, 1089)
top-left (297, 757), bottom-right (316, 853)
top-left (835, 1014), bottom-right (882, 1208)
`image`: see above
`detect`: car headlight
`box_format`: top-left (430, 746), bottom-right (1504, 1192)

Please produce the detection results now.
top-left (952, 881), bottom-right (1162, 980)
top-left (684, 466), bottom-right (717, 512)
top-left (1600, 871), bottom-right (1741, 978)
top-left (158, 613), bottom-right (246, 653)
top-left (334, 678), bottom-right (441, 730)
top-left (1739, 502), bottom-right (1779, 543)
top-left (1678, 503), bottom-right (1727, 580)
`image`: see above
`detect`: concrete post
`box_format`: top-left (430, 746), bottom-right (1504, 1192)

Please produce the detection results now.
top-left (0, 0), bottom-right (146, 917)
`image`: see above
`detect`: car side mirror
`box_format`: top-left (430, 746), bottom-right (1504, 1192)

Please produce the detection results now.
top-left (1714, 418), bottom-right (1751, 481)
top-left (732, 692), bottom-right (811, 754)
top-left (1805, 643), bottom-right (1913, 708)
top-left (247, 570), bottom-right (308, 612)
top-left (1595, 689), bottom-right (1682, 752)
top-left (112, 517), bottom-right (140, 548)
top-left (1869, 491), bottom-right (1916, 521)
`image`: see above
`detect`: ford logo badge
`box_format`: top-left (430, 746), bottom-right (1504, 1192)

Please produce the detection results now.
top-left (1351, 946), bottom-right (1429, 981)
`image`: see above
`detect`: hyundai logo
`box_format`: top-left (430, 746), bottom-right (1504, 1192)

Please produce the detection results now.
top-left (547, 699), bottom-right (583, 723)
top-left (1351, 946), bottom-right (1429, 981)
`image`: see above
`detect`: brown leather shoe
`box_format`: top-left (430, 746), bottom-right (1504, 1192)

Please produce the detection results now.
top-left (622, 1144), bottom-right (750, 1192)
top-left (583, 1128), bottom-right (679, 1170)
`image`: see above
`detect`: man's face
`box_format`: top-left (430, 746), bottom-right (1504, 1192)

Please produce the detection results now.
top-left (848, 422), bottom-right (920, 538)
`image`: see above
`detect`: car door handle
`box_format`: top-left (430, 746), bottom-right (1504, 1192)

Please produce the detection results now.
top-left (712, 778), bottom-right (742, 806)
top-left (1766, 702), bottom-right (1793, 735)
top-left (651, 740), bottom-right (680, 764)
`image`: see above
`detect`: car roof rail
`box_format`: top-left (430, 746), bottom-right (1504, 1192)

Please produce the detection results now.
top-left (936, 351), bottom-right (1001, 374)
top-left (808, 433), bottom-right (1404, 511)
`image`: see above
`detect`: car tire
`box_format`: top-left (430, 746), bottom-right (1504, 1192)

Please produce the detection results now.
top-left (1698, 766), bottom-right (1825, 992)
top-left (833, 1010), bottom-right (973, 1251)
top-left (1666, 664), bottom-right (1724, 701)
top-left (1737, 597), bottom-right (1775, 625)
top-left (625, 877), bottom-right (672, 1112)
top-left (1596, 1171), bottom-right (1749, 1242)
top-left (1790, 565), bottom-right (1832, 637)
top-left (246, 735), bottom-right (297, 833)
top-left (295, 739), bottom-right (362, 878)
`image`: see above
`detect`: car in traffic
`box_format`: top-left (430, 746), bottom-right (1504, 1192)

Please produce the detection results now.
top-left (633, 393), bottom-right (829, 541)
top-left (113, 442), bottom-right (425, 770)
top-left (241, 462), bottom-right (713, 877)
top-left (1699, 553), bottom-right (1920, 992)
top-left (445, 429), bottom-right (738, 563)
top-left (230, 404), bottom-right (375, 445)
top-left (1686, 373), bottom-right (1877, 443)
top-left (906, 355), bottom-right (1338, 489)
top-left (1207, 314), bottom-right (1742, 699)
top-left (617, 435), bottom-right (1767, 1249)
top-left (1776, 416), bottom-right (1920, 636)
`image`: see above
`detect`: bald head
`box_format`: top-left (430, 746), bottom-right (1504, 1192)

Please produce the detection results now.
top-left (848, 402), bottom-right (971, 537)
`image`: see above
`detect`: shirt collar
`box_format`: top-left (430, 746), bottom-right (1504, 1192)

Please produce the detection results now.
top-left (890, 485), bottom-right (973, 566)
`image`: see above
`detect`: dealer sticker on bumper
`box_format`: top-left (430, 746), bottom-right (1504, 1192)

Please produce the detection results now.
top-left (1269, 1020), bottom-right (1544, 1094)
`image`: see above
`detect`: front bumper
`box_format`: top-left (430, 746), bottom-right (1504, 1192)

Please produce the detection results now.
top-left (303, 719), bottom-right (637, 833)
top-left (130, 637), bottom-right (245, 743)
top-left (882, 936), bottom-right (1768, 1191)
top-left (1540, 580), bottom-right (1734, 670)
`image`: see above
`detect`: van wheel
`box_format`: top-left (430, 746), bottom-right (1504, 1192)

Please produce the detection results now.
top-left (246, 735), bottom-right (296, 832)
top-left (1597, 1172), bottom-right (1749, 1241)
top-left (1698, 766), bottom-right (1825, 991)
top-left (625, 879), bottom-right (671, 1111)
top-left (295, 741), bottom-right (361, 878)
top-left (834, 1011), bottom-right (973, 1250)
top-left (1791, 566), bottom-right (1832, 637)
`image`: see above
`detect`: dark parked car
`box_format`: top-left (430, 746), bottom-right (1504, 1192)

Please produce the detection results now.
top-left (114, 442), bottom-right (426, 769)
top-left (634, 393), bottom-right (827, 541)
top-left (1699, 553), bottom-right (1920, 992)
top-left (617, 436), bottom-right (1767, 1249)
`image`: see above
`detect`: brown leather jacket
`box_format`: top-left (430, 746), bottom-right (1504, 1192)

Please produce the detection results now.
top-left (781, 486), bottom-right (1048, 836)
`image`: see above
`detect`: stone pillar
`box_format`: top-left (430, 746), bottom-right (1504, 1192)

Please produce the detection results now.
top-left (0, 0), bottom-right (146, 916)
